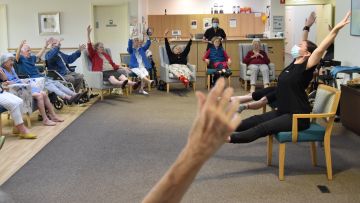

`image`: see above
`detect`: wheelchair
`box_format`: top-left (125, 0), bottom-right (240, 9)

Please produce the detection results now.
top-left (44, 60), bottom-right (91, 109)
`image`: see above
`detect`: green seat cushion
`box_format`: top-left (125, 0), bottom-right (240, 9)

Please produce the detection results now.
top-left (207, 69), bottom-right (217, 75)
top-left (275, 123), bottom-right (325, 143)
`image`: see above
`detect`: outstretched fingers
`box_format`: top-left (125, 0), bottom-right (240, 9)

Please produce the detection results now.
top-left (195, 91), bottom-right (206, 115)
top-left (206, 78), bottom-right (225, 107)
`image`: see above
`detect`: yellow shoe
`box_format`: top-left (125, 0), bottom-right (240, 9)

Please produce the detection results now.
top-left (19, 133), bottom-right (37, 139)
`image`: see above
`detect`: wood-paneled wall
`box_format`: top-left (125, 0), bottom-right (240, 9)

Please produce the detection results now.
top-left (148, 13), bottom-right (265, 38)
top-left (147, 38), bottom-right (285, 77)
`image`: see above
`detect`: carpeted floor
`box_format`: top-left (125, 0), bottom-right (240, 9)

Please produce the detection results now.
top-left (1, 83), bottom-right (360, 203)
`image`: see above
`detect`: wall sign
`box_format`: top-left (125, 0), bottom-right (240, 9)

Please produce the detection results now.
top-left (272, 16), bottom-right (284, 32)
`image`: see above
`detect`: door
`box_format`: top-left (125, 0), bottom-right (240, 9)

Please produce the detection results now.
top-left (0, 4), bottom-right (8, 52)
top-left (316, 4), bottom-right (333, 45)
top-left (284, 7), bottom-right (295, 54)
top-left (284, 5), bottom-right (318, 54)
top-left (93, 5), bottom-right (128, 63)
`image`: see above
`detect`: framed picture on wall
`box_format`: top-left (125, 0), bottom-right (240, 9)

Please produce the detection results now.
top-left (38, 12), bottom-right (60, 35)
top-left (351, 0), bottom-right (360, 36)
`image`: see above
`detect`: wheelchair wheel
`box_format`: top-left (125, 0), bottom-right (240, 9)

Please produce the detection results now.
top-left (53, 99), bottom-right (64, 110)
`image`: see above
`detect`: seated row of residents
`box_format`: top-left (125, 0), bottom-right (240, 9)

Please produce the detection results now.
top-left (1, 52), bottom-right (63, 127)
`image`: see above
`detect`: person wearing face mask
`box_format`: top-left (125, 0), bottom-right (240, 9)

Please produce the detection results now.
top-left (164, 29), bottom-right (193, 87)
top-left (203, 36), bottom-right (232, 85)
top-left (228, 11), bottom-right (350, 144)
top-left (230, 11), bottom-right (318, 113)
top-left (203, 17), bottom-right (226, 50)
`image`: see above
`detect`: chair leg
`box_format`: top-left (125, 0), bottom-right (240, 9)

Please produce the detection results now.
top-left (125, 87), bottom-right (129, 96)
top-left (100, 90), bottom-right (104, 101)
top-left (166, 83), bottom-right (170, 93)
top-left (26, 113), bottom-right (31, 128)
top-left (207, 75), bottom-right (211, 91)
top-left (310, 142), bottom-right (317, 166)
top-left (262, 105), bottom-right (267, 114)
top-left (279, 143), bottom-right (286, 181)
top-left (0, 114), bottom-right (2, 136)
top-left (324, 138), bottom-right (333, 180)
top-left (192, 82), bottom-right (196, 92)
top-left (228, 76), bottom-right (231, 87)
top-left (267, 135), bottom-right (273, 166)
top-left (244, 80), bottom-right (248, 91)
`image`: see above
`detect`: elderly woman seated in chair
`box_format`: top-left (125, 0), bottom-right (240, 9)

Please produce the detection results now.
top-left (0, 55), bottom-right (36, 139)
top-left (203, 36), bottom-right (232, 85)
top-left (243, 38), bottom-right (271, 92)
top-left (16, 40), bottom-right (82, 104)
top-left (164, 29), bottom-right (193, 87)
top-left (86, 26), bottom-right (139, 90)
top-left (1, 52), bottom-right (63, 126)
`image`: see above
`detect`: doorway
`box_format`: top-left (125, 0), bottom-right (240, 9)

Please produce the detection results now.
top-left (284, 4), bottom-right (333, 53)
top-left (284, 5), bottom-right (318, 54)
top-left (93, 4), bottom-right (129, 63)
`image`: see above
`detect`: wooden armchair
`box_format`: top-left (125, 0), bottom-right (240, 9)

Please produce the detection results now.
top-left (267, 85), bottom-right (341, 180)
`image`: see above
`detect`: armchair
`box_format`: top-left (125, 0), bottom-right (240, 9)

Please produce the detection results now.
top-left (120, 53), bottom-right (151, 94)
top-left (238, 43), bottom-right (276, 91)
top-left (81, 49), bottom-right (127, 100)
top-left (158, 45), bottom-right (196, 93)
top-left (267, 85), bottom-right (341, 180)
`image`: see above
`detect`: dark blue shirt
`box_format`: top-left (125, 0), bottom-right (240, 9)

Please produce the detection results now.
top-left (17, 55), bottom-right (44, 78)
top-left (45, 47), bottom-right (81, 76)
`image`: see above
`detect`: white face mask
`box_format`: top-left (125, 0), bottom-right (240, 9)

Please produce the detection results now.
top-left (212, 23), bottom-right (219, 28)
top-left (291, 45), bottom-right (301, 58)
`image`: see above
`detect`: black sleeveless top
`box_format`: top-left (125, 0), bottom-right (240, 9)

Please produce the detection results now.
top-left (276, 60), bottom-right (317, 114)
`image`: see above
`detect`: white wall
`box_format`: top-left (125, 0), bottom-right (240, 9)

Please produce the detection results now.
top-left (147, 0), bottom-right (268, 15)
top-left (335, 0), bottom-right (360, 66)
top-left (0, 4), bottom-right (8, 53)
top-left (0, 0), bottom-right (138, 63)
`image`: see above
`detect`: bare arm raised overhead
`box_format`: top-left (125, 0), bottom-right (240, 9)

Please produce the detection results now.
top-left (307, 11), bottom-right (350, 69)
top-left (302, 11), bottom-right (316, 41)
top-left (15, 40), bottom-right (26, 62)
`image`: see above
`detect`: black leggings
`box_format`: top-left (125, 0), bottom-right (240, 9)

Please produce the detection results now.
top-left (252, 86), bottom-right (277, 103)
top-left (230, 110), bottom-right (310, 143)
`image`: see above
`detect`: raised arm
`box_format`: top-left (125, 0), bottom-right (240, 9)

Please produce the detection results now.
top-left (15, 40), bottom-right (26, 62)
top-left (182, 32), bottom-right (193, 57)
top-left (36, 38), bottom-right (51, 59)
top-left (142, 78), bottom-right (241, 203)
top-left (302, 12), bottom-right (316, 41)
top-left (143, 36), bottom-right (151, 51)
top-left (127, 39), bottom-right (133, 54)
top-left (45, 39), bottom-right (61, 60)
top-left (164, 29), bottom-right (173, 57)
top-left (87, 25), bottom-right (92, 44)
top-left (86, 26), bottom-right (96, 58)
top-left (307, 11), bottom-right (350, 69)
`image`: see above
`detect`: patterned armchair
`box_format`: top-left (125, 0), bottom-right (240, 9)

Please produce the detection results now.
top-left (158, 45), bottom-right (196, 93)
